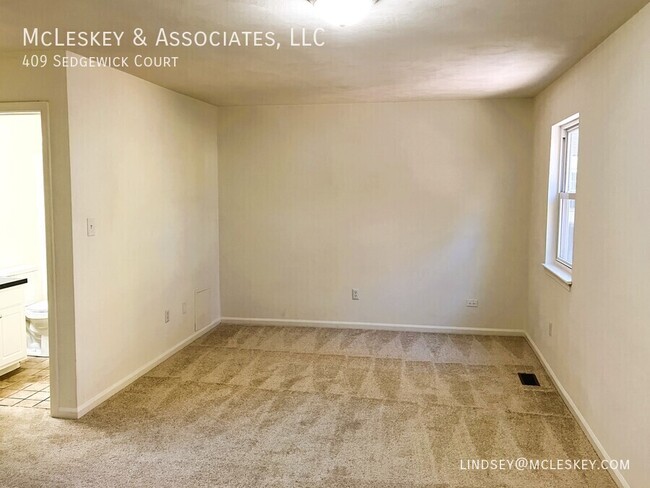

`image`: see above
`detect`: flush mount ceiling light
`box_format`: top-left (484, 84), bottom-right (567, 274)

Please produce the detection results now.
top-left (307, 0), bottom-right (379, 27)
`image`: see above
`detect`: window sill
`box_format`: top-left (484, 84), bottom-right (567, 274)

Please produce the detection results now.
top-left (542, 263), bottom-right (572, 290)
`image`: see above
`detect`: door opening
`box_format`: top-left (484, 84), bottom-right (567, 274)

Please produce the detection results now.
top-left (0, 104), bottom-right (55, 413)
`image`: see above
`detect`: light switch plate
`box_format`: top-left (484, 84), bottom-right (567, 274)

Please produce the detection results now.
top-left (86, 218), bottom-right (96, 237)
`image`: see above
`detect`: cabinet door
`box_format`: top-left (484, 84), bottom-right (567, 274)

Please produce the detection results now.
top-left (1, 309), bottom-right (27, 363)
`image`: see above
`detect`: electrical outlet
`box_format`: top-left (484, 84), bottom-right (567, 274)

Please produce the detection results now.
top-left (182, 302), bottom-right (187, 314)
top-left (352, 288), bottom-right (360, 300)
top-left (466, 299), bottom-right (479, 308)
top-left (548, 322), bottom-right (553, 337)
top-left (164, 310), bottom-right (170, 324)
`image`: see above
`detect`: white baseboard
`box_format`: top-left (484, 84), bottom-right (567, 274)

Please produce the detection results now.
top-left (51, 318), bottom-right (628, 487)
top-left (524, 333), bottom-right (629, 488)
top-left (52, 406), bottom-right (79, 420)
top-left (0, 361), bottom-right (21, 377)
top-left (70, 319), bottom-right (222, 419)
top-left (221, 317), bottom-right (525, 336)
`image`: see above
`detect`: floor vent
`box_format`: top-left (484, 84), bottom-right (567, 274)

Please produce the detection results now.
top-left (518, 372), bottom-right (540, 387)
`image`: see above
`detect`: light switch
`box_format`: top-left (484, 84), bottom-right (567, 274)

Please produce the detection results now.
top-left (87, 218), bottom-right (96, 237)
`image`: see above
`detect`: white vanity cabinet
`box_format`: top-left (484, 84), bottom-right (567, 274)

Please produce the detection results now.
top-left (0, 283), bottom-right (27, 376)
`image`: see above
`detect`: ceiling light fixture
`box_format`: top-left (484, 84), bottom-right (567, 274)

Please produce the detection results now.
top-left (307, 0), bottom-right (379, 27)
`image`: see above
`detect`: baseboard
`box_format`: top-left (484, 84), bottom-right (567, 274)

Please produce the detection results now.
top-left (54, 320), bottom-right (628, 486)
top-left (52, 406), bottom-right (79, 420)
top-left (0, 361), bottom-right (21, 377)
top-left (72, 319), bottom-right (222, 419)
top-left (221, 317), bottom-right (525, 336)
top-left (524, 333), bottom-right (629, 488)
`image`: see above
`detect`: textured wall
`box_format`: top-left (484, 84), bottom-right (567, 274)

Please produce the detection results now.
top-left (218, 99), bottom-right (533, 331)
top-left (66, 56), bottom-right (221, 408)
top-left (0, 113), bottom-right (48, 304)
top-left (527, 5), bottom-right (650, 486)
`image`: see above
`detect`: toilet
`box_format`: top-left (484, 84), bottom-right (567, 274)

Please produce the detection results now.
top-left (25, 300), bottom-right (49, 357)
top-left (0, 265), bottom-right (49, 358)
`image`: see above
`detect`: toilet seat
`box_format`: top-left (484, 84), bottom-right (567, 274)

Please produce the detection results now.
top-left (26, 301), bottom-right (48, 320)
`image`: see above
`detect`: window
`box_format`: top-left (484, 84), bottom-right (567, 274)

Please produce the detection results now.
top-left (557, 120), bottom-right (579, 267)
top-left (544, 114), bottom-right (579, 286)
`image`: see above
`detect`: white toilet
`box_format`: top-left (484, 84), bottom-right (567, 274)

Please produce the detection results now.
top-left (0, 265), bottom-right (49, 358)
top-left (25, 300), bottom-right (49, 357)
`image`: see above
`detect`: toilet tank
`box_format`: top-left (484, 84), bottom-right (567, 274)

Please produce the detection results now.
top-left (0, 265), bottom-right (46, 305)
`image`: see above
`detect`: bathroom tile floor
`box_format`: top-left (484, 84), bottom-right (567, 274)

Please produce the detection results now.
top-left (0, 357), bottom-right (49, 409)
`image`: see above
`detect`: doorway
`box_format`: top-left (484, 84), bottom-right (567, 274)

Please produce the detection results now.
top-left (0, 104), bottom-right (55, 412)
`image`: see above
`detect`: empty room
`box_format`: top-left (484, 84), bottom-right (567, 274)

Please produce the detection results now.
top-left (0, 0), bottom-right (648, 487)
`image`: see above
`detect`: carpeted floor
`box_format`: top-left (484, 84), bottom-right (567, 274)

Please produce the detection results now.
top-left (0, 325), bottom-right (616, 487)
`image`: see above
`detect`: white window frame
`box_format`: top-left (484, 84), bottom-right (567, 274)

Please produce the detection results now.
top-left (543, 113), bottom-right (579, 288)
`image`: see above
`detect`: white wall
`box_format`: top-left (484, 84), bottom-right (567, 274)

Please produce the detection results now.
top-left (527, 4), bottom-right (650, 487)
top-left (0, 52), bottom-right (78, 416)
top-left (0, 113), bottom-right (48, 303)
top-left (65, 56), bottom-right (221, 409)
top-left (218, 100), bottom-right (533, 331)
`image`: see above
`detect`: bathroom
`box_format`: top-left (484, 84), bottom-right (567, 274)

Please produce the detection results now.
top-left (0, 110), bottom-right (50, 409)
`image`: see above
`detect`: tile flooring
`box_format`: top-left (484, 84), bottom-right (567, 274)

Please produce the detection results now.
top-left (0, 357), bottom-right (50, 409)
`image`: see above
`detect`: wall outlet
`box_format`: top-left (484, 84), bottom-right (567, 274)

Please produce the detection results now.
top-left (182, 302), bottom-right (187, 314)
top-left (466, 299), bottom-right (479, 308)
top-left (548, 322), bottom-right (553, 337)
top-left (352, 288), bottom-right (360, 301)
top-left (86, 218), bottom-right (96, 237)
top-left (164, 310), bottom-right (170, 324)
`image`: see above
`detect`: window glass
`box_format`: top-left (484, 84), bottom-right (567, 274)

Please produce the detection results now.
top-left (557, 198), bottom-right (576, 266)
top-left (564, 127), bottom-right (579, 193)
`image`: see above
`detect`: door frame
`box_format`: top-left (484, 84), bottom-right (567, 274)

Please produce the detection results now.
top-left (0, 101), bottom-right (60, 416)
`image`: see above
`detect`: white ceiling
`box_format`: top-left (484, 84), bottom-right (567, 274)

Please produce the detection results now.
top-left (1, 0), bottom-right (647, 105)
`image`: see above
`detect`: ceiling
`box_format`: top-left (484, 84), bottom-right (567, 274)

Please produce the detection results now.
top-left (0, 0), bottom-right (647, 105)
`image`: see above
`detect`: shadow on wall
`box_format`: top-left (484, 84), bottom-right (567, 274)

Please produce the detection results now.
top-left (218, 100), bottom-right (533, 329)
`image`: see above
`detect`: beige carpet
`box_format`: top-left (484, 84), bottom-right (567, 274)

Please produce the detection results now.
top-left (0, 325), bottom-right (616, 487)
